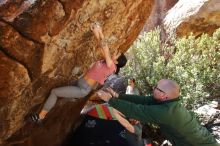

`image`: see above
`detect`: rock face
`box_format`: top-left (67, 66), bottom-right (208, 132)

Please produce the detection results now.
top-left (164, 0), bottom-right (220, 37)
top-left (143, 0), bottom-right (178, 32)
top-left (142, 0), bottom-right (178, 42)
top-left (143, 0), bottom-right (220, 39)
top-left (0, 0), bottom-right (154, 145)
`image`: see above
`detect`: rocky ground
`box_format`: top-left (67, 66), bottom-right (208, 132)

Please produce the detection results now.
top-left (195, 101), bottom-right (220, 143)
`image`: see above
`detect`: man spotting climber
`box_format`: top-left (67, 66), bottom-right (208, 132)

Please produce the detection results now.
top-left (97, 79), bottom-right (219, 146)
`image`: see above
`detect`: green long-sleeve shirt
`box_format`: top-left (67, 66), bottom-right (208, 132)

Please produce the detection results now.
top-left (109, 94), bottom-right (219, 146)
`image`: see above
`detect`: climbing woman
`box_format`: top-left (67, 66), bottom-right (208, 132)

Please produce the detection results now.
top-left (30, 23), bottom-right (127, 123)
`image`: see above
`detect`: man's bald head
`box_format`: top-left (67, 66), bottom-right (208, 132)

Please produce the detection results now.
top-left (157, 79), bottom-right (180, 99)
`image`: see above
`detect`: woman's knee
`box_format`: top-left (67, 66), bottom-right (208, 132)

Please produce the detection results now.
top-left (81, 88), bottom-right (91, 97)
top-left (50, 88), bottom-right (59, 96)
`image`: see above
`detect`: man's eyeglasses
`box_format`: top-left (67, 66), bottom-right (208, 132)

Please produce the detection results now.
top-left (154, 85), bottom-right (165, 93)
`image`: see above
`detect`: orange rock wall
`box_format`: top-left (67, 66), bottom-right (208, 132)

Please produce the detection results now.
top-left (0, 0), bottom-right (154, 145)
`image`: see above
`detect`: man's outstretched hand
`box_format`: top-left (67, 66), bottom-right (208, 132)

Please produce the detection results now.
top-left (97, 90), bottom-right (112, 102)
top-left (106, 87), bottom-right (119, 98)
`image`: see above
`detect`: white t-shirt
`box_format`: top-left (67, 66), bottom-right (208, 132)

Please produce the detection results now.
top-left (126, 85), bottom-right (140, 95)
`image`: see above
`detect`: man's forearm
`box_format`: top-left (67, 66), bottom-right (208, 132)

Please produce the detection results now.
top-left (116, 94), bottom-right (151, 105)
top-left (113, 109), bottom-right (135, 133)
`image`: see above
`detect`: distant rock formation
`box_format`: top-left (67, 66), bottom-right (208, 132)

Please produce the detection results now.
top-left (143, 0), bottom-right (178, 32)
top-left (164, 0), bottom-right (220, 37)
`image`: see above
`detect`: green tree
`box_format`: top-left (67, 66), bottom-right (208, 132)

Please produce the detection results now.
top-left (121, 28), bottom-right (220, 109)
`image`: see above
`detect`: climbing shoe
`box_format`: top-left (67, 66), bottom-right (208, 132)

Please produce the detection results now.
top-left (28, 114), bottom-right (42, 124)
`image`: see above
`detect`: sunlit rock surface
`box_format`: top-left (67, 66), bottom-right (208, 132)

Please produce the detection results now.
top-left (143, 0), bottom-right (177, 32)
top-left (164, 0), bottom-right (220, 37)
top-left (0, 0), bottom-right (153, 145)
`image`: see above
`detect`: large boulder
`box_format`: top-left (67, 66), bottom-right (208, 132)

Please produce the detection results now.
top-left (164, 0), bottom-right (220, 37)
top-left (142, 0), bottom-right (178, 42)
top-left (143, 0), bottom-right (178, 32)
top-left (0, 0), bottom-right (154, 145)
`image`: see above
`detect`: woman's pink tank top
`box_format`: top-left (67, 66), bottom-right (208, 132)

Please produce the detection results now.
top-left (86, 60), bottom-right (116, 85)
